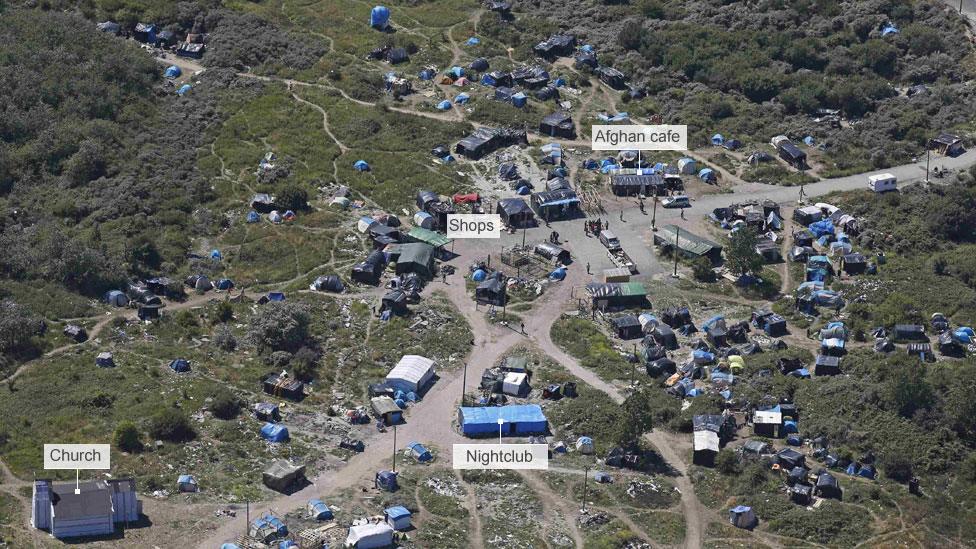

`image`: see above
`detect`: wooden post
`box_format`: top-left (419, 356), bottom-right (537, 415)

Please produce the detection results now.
top-left (673, 227), bottom-right (680, 277)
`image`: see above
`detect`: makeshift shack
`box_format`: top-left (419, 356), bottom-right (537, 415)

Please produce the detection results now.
top-left (371, 396), bottom-right (403, 426)
top-left (263, 460), bottom-right (306, 492)
top-left (386, 355), bottom-right (435, 393)
top-left (586, 282), bottom-right (648, 311)
top-left (458, 404), bottom-right (548, 436)
top-left (496, 198), bottom-right (535, 228)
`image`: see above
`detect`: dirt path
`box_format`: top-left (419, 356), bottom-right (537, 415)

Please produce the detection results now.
top-left (291, 90), bottom-right (349, 153)
top-left (455, 470), bottom-right (485, 549)
top-left (519, 470), bottom-right (584, 548)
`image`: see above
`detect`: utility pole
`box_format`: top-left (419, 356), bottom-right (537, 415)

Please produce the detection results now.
top-left (392, 424), bottom-right (398, 473)
top-left (521, 223), bottom-right (527, 248)
top-left (630, 344), bottom-right (636, 388)
top-left (925, 148), bottom-right (931, 182)
top-left (245, 500), bottom-right (250, 537)
top-left (581, 466), bottom-right (590, 513)
top-left (651, 195), bottom-right (658, 231)
top-left (673, 227), bottom-right (680, 278)
top-left (461, 362), bottom-right (468, 406)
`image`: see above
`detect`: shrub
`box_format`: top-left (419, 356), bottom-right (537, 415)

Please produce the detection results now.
top-left (113, 421), bottom-right (142, 453)
top-left (213, 324), bottom-right (237, 351)
top-left (276, 183), bottom-right (308, 211)
top-left (715, 449), bottom-right (740, 475)
top-left (691, 257), bottom-right (715, 282)
top-left (246, 302), bottom-right (310, 353)
top-left (148, 408), bottom-right (196, 442)
top-left (213, 301), bottom-right (234, 324)
top-left (210, 388), bottom-right (241, 420)
top-left (291, 346), bottom-right (320, 381)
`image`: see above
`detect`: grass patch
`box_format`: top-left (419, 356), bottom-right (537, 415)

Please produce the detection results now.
top-left (550, 316), bottom-right (633, 383)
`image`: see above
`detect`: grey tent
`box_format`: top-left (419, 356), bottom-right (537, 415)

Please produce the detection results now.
top-left (496, 198), bottom-right (535, 228)
top-left (533, 242), bottom-right (571, 264)
top-left (310, 275), bottom-right (344, 292)
top-left (815, 472), bottom-right (842, 499)
top-left (394, 243), bottom-right (436, 279)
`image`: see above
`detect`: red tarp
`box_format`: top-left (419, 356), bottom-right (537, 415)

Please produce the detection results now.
top-left (453, 193), bottom-right (480, 204)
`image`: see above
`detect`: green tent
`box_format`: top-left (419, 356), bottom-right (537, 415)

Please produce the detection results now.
top-left (395, 243), bottom-right (435, 279)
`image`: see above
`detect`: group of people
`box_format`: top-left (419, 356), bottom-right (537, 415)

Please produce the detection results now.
top-left (584, 218), bottom-right (608, 237)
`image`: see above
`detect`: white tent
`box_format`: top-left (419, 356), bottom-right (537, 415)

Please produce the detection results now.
top-left (346, 522), bottom-right (394, 548)
top-left (693, 430), bottom-right (719, 453)
top-left (386, 355), bottom-right (436, 393)
top-left (677, 157), bottom-right (696, 174)
top-left (575, 436), bottom-right (594, 454)
top-left (753, 410), bottom-right (782, 426)
top-left (502, 372), bottom-right (529, 396)
top-left (358, 216), bottom-right (377, 233)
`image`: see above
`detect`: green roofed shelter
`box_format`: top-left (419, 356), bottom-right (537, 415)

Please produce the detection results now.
top-left (394, 242), bottom-right (436, 279)
top-left (406, 227), bottom-right (452, 248)
top-left (585, 282), bottom-right (648, 310)
top-left (653, 224), bottom-right (723, 261)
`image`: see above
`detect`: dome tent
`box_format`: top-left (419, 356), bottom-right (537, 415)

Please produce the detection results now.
top-left (164, 65), bottom-right (181, 78)
top-left (177, 84), bottom-right (191, 95)
top-left (353, 160), bottom-right (370, 171)
top-left (169, 359), bottom-right (191, 373)
top-left (370, 6), bottom-right (391, 29)
top-left (246, 210), bottom-right (261, 223)
top-left (471, 269), bottom-right (487, 281)
top-left (436, 100), bottom-right (452, 110)
top-left (260, 423), bottom-right (290, 443)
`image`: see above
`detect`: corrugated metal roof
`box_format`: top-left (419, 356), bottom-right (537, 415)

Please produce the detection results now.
top-left (655, 225), bottom-right (722, 257)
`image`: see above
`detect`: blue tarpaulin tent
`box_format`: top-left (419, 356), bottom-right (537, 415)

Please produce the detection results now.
top-left (954, 327), bottom-right (974, 343)
top-left (549, 267), bottom-right (567, 280)
top-left (584, 159), bottom-right (598, 170)
top-left (370, 6), bottom-right (390, 28)
top-left (881, 24), bottom-right (899, 36)
top-left (268, 292), bottom-right (286, 302)
top-left (354, 160), bottom-right (370, 171)
top-left (809, 219), bottom-right (835, 237)
top-left (804, 136), bottom-right (815, 146)
top-left (247, 211), bottom-right (261, 223)
top-left (407, 441), bottom-right (433, 462)
top-left (693, 349), bottom-right (716, 364)
top-left (436, 100), bottom-right (452, 110)
top-left (278, 541), bottom-right (298, 549)
top-left (308, 499), bottom-right (333, 520)
top-left (211, 249), bottom-right (222, 260)
top-left (177, 84), bottom-right (192, 95)
top-left (466, 37), bottom-right (480, 46)
top-left (375, 470), bottom-right (399, 491)
top-left (385, 505), bottom-right (412, 530)
top-left (711, 134), bottom-right (724, 146)
top-left (454, 93), bottom-right (470, 104)
top-left (164, 65), bottom-right (181, 78)
top-left (472, 269), bottom-right (487, 281)
top-left (449, 66), bottom-right (465, 78)
top-left (169, 359), bottom-right (190, 373)
top-left (458, 405), bottom-right (548, 436)
top-left (216, 278), bottom-right (234, 290)
top-left (419, 68), bottom-right (434, 80)
top-left (252, 514), bottom-right (287, 537)
top-left (481, 73), bottom-right (498, 86)
top-left (261, 423), bottom-right (290, 442)
top-left (698, 168), bottom-right (716, 182)
top-left (512, 92), bottom-right (527, 108)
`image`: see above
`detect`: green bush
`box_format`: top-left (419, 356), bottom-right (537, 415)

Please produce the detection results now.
top-left (148, 408), bottom-right (196, 443)
top-left (113, 421), bottom-right (142, 453)
top-left (210, 389), bottom-right (241, 420)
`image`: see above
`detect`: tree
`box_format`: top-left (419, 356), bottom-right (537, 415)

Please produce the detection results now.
top-left (618, 20), bottom-right (643, 51)
top-left (113, 421), bottom-right (143, 453)
top-left (726, 227), bottom-right (764, 276)
top-left (210, 388), bottom-right (241, 420)
top-left (616, 393), bottom-right (655, 445)
top-left (276, 183), bottom-right (308, 211)
top-left (291, 346), bottom-right (320, 381)
top-left (886, 366), bottom-right (933, 419)
top-left (148, 408), bottom-right (196, 442)
top-left (0, 300), bottom-right (41, 356)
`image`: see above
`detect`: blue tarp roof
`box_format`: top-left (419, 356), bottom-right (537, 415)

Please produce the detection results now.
top-left (386, 505), bottom-right (411, 520)
top-left (178, 474), bottom-right (195, 484)
top-left (252, 514), bottom-right (287, 536)
top-left (458, 405), bottom-right (548, 435)
top-left (260, 423), bottom-right (289, 442)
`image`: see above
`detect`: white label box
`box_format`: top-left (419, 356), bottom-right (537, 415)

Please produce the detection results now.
top-left (452, 444), bottom-right (549, 470)
top-left (591, 124), bottom-right (688, 151)
top-left (446, 214), bottom-right (502, 239)
top-left (44, 444), bottom-right (111, 470)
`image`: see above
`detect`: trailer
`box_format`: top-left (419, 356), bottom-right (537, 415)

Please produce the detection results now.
top-left (867, 173), bottom-right (897, 193)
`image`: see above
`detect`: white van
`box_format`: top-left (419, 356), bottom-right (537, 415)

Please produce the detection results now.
top-left (868, 173), bottom-right (897, 193)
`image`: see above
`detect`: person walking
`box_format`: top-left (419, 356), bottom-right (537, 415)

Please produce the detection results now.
top-left (619, 210), bottom-right (624, 222)
top-left (586, 262), bottom-right (591, 274)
